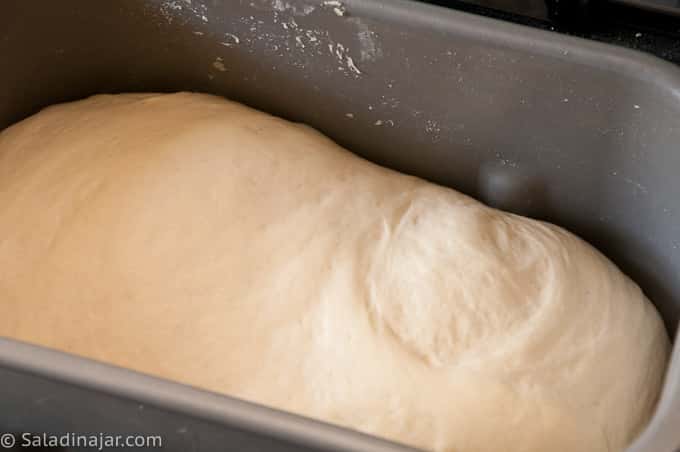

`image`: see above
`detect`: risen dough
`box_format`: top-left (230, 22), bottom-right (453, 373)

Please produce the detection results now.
top-left (0, 93), bottom-right (669, 452)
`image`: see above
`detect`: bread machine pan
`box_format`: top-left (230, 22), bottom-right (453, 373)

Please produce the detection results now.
top-left (0, 0), bottom-right (679, 450)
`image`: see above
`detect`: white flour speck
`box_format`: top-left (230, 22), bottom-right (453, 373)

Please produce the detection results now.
top-left (159, 0), bottom-right (209, 24)
top-left (345, 113), bottom-right (354, 119)
top-left (335, 43), bottom-right (344, 59)
top-left (425, 119), bottom-right (440, 134)
top-left (374, 119), bottom-right (394, 127)
top-left (623, 177), bottom-right (647, 193)
top-left (499, 159), bottom-right (518, 168)
top-left (272, 0), bottom-right (316, 15)
top-left (323, 0), bottom-right (345, 15)
top-left (346, 56), bottom-right (361, 74)
top-left (213, 58), bottom-right (226, 71)
top-left (223, 33), bottom-right (240, 45)
top-left (327, 42), bottom-right (362, 75)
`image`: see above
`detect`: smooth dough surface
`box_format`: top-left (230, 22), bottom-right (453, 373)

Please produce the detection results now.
top-left (0, 92), bottom-right (670, 452)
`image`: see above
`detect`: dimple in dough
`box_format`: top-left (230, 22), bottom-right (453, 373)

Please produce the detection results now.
top-left (0, 92), bottom-right (670, 452)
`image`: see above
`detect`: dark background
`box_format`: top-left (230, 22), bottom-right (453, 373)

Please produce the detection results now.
top-left (420, 0), bottom-right (680, 64)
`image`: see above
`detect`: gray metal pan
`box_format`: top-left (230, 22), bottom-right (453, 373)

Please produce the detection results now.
top-left (0, 0), bottom-right (678, 450)
top-left (611, 0), bottom-right (680, 16)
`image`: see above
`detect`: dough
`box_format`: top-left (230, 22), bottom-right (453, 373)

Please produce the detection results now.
top-left (0, 92), bottom-right (669, 452)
